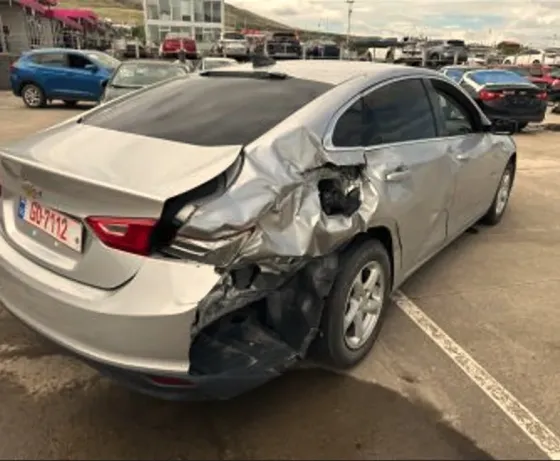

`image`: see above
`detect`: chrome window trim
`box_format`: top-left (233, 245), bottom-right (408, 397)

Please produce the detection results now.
top-left (323, 73), bottom-right (486, 153)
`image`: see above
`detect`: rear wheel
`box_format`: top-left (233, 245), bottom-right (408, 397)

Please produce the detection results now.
top-left (313, 239), bottom-right (391, 369)
top-left (481, 160), bottom-right (515, 226)
top-left (21, 83), bottom-right (46, 108)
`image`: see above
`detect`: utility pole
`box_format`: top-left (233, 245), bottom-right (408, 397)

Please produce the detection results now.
top-left (345, 0), bottom-right (354, 52)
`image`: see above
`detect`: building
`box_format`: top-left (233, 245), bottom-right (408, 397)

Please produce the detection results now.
top-left (142, 0), bottom-right (224, 46)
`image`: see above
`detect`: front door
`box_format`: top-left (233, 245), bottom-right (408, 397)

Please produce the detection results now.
top-left (426, 78), bottom-right (500, 237)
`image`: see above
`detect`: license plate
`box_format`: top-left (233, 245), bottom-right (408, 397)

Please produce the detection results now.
top-left (17, 198), bottom-right (83, 252)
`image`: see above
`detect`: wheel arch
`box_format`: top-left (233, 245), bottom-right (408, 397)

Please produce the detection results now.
top-left (18, 80), bottom-right (44, 96)
top-left (340, 224), bottom-right (399, 290)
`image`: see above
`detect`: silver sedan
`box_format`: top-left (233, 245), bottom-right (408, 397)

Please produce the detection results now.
top-left (0, 60), bottom-right (516, 400)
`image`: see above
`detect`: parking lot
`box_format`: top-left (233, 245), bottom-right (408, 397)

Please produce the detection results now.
top-left (1, 91), bottom-right (560, 460)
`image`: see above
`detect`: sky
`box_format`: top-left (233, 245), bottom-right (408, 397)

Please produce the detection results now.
top-left (228, 0), bottom-right (560, 47)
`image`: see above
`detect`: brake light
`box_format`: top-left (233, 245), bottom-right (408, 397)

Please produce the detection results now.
top-left (479, 90), bottom-right (503, 101)
top-left (85, 216), bottom-right (157, 255)
top-left (536, 91), bottom-right (548, 100)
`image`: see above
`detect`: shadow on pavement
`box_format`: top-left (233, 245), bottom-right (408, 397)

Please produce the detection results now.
top-left (0, 367), bottom-right (493, 460)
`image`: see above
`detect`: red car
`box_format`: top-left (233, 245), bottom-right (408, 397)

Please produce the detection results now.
top-left (499, 65), bottom-right (560, 101)
top-left (159, 33), bottom-right (197, 59)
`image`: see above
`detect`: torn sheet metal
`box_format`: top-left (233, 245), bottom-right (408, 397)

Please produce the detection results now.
top-left (174, 125), bottom-right (381, 271)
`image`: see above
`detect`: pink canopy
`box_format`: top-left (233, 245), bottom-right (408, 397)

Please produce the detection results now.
top-left (15, 0), bottom-right (47, 14)
top-left (48, 7), bottom-right (99, 26)
top-left (45, 8), bottom-right (85, 31)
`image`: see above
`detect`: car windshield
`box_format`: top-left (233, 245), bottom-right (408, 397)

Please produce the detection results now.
top-left (86, 51), bottom-right (120, 69)
top-left (111, 63), bottom-right (187, 87)
top-left (203, 59), bottom-right (236, 70)
top-left (468, 70), bottom-right (529, 85)
top-left (444, 68), bottom-right (467, 82)
top-left (223, 32), bottom-right (245, 40)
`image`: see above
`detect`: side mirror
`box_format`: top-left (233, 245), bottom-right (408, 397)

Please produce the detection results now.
top-left (483, 119), bottom-right (517, 135)
top-left (85, 64), bottom-right (98, 72)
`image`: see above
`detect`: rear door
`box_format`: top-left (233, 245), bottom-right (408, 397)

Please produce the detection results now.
top-left (330, 77), bottom-right (454, 275)
top-left (425, 77), bottom-right (499, 236)
top-left (27, 52), bottom-right (70, 98)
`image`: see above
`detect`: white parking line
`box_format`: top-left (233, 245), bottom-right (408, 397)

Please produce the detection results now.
top-left (393, 291), bottom-right (560, 460)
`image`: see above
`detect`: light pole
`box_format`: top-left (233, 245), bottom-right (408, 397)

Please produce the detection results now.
top-left (346, 0), bottom-right (354, 52)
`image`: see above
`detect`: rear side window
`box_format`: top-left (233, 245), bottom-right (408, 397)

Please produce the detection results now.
top-left (82, 76), bottom-right (332, 146)
top-left (332, 79), bottom-right (436, 147)
top-left (31, 52), bottom-right (67, 67)
top-left (362, 79), bottom-right (436, 146)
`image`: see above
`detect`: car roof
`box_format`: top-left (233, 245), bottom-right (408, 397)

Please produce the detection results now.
top-left (207, 60), bottom-right (442, 85)
top-left (27, 47), bottom-right (85, 54)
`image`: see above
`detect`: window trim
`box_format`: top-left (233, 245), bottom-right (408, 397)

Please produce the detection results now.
top-left (324, 74), bottom-right (459, 152)
top-left (31, 51), bottom-right (68, 67)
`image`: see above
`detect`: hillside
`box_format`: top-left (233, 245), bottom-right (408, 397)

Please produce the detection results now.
top-left (59, 0), bottom-right (349, 40)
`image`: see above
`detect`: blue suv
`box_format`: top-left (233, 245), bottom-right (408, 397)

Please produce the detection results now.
top-left (10, 48), bottom-right (120, 108)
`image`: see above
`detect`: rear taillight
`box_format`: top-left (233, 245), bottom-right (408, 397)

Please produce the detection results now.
top-left (85, 216), bottom-right (157, 256)
top-left (479, 90), bottom-right (503, 101)
top-left (536, 91), bottom-right (548, 100)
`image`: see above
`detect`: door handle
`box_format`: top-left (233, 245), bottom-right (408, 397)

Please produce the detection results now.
top-left (455, 153), bottom-right (470, 162)
top-left (384, 166), bottom-right (411, 182)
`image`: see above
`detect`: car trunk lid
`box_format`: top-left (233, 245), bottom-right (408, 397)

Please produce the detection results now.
top-left (0, 123), bottom-right (242, 289)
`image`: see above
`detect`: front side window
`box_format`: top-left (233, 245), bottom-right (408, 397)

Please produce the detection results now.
top-left (68, 53), bottom-right (93, 69)
top-left (435, 92), bottom-right (475, 136)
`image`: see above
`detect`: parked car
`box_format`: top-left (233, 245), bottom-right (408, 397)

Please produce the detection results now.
top-left (440, 65), bottom-right (481, 83)
top-left (459, 68), bottom-right (548, 131)
top-left (423, 39), bottom-right (469, 65)
top-left (9, 48), bottom-right (119, 108)
top-left (264, 31), bottom-right (302, 59)
top-left (305, 40), bottom-right (341, 59)
top-left (100, 60), bottom-right (189, 103)
top-left (159, 32), bottom-right (197, 60)
top-left (497, 65), bottom-right (551, 91)
top-left (214, 31), bottom-right (249, 59)
top-left (502, 47), bottom-right (560, 66)
top-left (196, 57), bottom-right (238, 71)
top-left (0, 61), bottom-right (516, 400)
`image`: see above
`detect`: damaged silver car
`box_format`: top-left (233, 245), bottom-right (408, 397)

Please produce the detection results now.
top-left (0, 60), bottom-right (516, 400)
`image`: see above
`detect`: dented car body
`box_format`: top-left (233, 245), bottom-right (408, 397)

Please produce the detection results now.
top-left (0, 61), bottom-right (516, 399)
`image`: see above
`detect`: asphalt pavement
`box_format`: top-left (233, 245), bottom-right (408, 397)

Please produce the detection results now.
top-left (1, 92), bottom-right (560, 460)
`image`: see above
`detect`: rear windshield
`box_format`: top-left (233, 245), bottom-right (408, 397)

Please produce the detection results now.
top-left (468, 70), bottom-right (529, 85)
top-left (82, 75), bottom-right (332, 146)
top-left (444, 68), bottom-right (467, 82)
top-left (507, 67), bottom-right (530, 76)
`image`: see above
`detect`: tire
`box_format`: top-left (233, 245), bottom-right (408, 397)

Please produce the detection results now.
top-left (516, 122), bottom-right (528, 132)
top-left (313, 239), bottom-right (392, 369)
top-left (63, 100), bottom-right (78, 108)
top-left (21, 83), bottom-right (46, 108)
top-left (481, 160), bottom-right (515, 226)
top-left (385, 49), bottom-right (394, 63)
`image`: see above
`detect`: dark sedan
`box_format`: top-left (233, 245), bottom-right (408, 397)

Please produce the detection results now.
top-left (459, 69), bottom-right (547, 131)
top-left (100, 60), bottom-right (188, 103)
